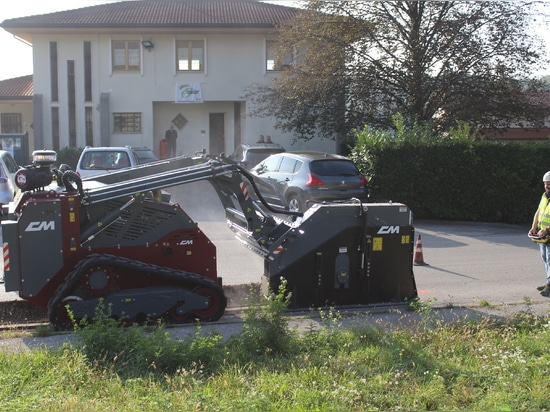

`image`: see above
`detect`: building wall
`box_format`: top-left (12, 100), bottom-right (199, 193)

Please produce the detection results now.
top-left (31, 31), bottom-right (336, 156)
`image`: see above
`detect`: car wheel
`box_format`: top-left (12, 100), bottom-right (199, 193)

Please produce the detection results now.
top-left (287, 194), bottom-right (302, 212)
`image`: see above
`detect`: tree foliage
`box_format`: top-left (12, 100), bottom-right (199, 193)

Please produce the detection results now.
top-left (244, 1), bottom-right (550, 141)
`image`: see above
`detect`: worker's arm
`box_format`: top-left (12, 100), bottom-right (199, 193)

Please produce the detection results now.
top-left (530, 210), bottom-right (540, 236)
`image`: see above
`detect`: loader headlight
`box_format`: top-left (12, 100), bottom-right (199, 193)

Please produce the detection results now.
top-left (32, 150), bottom-right (57, 167)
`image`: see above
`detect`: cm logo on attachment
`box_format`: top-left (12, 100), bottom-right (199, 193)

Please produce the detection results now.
top-left (377, 225), bottom-right (400, 234)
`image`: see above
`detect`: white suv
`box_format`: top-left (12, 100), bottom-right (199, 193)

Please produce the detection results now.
top-left (76, 146), bottom-right (158, 178)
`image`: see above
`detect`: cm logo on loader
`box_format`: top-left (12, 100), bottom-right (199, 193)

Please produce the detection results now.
top-left (377, 225), bottom-right (400, 234)
top-left (25, 221), bottom-right (55, 232)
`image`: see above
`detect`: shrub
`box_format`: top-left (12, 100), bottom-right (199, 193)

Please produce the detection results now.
top-left (72, 300), bottom-right (225, 378)
top-left (228, 278), bottom-right (296, 359)
top-left (55, 146), bottom-right (83, 171)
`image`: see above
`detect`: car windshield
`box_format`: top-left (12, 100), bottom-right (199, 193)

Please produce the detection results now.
top-left (0, 153), bottom-right (19, 174)
top-left (81, 151), bottom-right (125, 170)
top-left (0, 164), bottom-right (8, 182)
top-left (246, 149), bottom-right (284, 164)
top-left (310, 160), bottom-right (360, 177)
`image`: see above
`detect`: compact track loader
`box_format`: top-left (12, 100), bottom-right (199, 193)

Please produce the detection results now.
top-left (1, 151), bottom-right (417, 329)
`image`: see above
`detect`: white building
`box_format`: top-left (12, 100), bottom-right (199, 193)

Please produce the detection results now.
top-left (1, 0), bottom-right (337, 158)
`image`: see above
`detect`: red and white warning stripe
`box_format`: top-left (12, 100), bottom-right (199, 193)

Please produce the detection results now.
top-left (273, 246), bottom-right (284, 255)
top-left (240, 182), bottom-right (249, 201)
top-left (3, 242), bottom-right (10, 272)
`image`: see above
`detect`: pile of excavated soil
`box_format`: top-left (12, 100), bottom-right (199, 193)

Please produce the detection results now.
top-left (0, 301), bottom-right (48, 325)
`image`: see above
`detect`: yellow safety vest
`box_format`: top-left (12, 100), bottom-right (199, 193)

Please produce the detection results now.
top-left (537, 193), bottom-right (550, 230)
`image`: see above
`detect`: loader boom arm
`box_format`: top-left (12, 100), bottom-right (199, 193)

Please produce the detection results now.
top-left (75, 155), bottom-right (299, 255)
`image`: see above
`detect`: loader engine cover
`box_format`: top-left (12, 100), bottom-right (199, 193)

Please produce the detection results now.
top-left (2, 199), bottom-right (66, 297)
top-left (263, 202), bottom-right (417, 309)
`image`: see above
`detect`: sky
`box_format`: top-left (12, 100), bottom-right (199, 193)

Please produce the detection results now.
top-left (0, 0), bottom-right (549, 82)
top-left (0, 0), bottom-right (114, 81)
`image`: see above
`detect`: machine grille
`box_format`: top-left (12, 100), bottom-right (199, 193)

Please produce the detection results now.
top-left (102, 201), bottom-right (177, 241)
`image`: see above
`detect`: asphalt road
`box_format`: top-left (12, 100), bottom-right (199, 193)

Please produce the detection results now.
top-left (412, 220), bottom-right (542, 308)
top-left (0, 180), bottom-right (546, 311)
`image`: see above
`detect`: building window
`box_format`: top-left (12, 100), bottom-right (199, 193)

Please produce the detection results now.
top-left (51, 107), bottom-right (60, 151)
top-left (171, 113), bottom-right (188, 129)
top-left (266, 40), bottom-right (293, 71)
top-left (50, 41), bottom-right (59, 102)
top-left (68, 60), bottom-right (77, 147)
top-left (84, 41), bottom-right (92, 101)
top-left (85, 107), bottom-right (93, 146)
top-left (113, 113), bottom-right (141, 133)
top-left (176, 40), bottom-right (204, 72)
top-left (0, 113), bottom-right (22, 133)
top-left (112, 40), bottom-right (140, 72)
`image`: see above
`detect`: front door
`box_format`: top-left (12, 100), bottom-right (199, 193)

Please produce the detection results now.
top-left (209, 113), bottom-right (225, 155)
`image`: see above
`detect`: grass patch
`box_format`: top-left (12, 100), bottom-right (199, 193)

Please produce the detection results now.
top-left (32, 325), bottom-right (54, 338)
top-left (1, 292), bottom-right (550, 410)
top-left (479, 299), bottom-right (493, 308)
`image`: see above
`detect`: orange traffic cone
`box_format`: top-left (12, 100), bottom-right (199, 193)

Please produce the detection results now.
top-left (413, 234), bottom-right (428, 266)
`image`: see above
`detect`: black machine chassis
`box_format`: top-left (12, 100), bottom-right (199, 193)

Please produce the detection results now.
top-left (47, 253), bottom-right (226, 330)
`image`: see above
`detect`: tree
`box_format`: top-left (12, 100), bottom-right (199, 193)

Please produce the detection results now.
top-left (244, 1), bottom-right (550, 141)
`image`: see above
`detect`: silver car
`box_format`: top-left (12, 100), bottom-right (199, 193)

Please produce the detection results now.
top-left (0, 150), bottom-right (20, 207)
top-left (76, 146), bottom-right (158, 179)
top-left (251, 151), bottom-right (368, 212)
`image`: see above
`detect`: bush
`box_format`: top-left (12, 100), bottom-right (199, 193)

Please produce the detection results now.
top-left (55, 146), bottom-right (83, 171)
top-left (227, 278), bottom-right (296, 359)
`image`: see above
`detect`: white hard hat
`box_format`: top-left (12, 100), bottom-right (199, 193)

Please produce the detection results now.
top-left (543, 171), bottom-right (550, 182)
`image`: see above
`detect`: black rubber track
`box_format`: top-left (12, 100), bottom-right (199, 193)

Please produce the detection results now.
top-left (47, 253), bottom-right (226, 330)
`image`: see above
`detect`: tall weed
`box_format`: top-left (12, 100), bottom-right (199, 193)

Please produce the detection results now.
top-left (227, 278), bottom-right (296, 359)
top-left (73, 300), bottom-right (225, 378)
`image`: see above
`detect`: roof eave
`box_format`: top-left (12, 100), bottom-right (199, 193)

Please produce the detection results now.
top-left (2, 22), bottom-right (279, 28)
top-left (0, 96), bottom-right (33, 101)
top-left (2, 24), bottom-right (281, 43)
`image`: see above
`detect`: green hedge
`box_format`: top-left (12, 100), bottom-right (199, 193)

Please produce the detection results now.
top-left (55, 147), bottom-right (83, 171)
top-left (350, 124), bottom-right (549, 224)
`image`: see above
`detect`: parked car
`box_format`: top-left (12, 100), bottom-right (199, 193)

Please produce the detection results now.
top-left (76, 146), bottom-right (158, 178)
top-left (0, 150), bottom-right (20, 207)
top-left (228, 143), bottom-right (285, 170)
top-left (250, 151), bottom-right (368, 212)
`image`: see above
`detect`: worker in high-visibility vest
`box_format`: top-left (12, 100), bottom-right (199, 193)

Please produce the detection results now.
top-left (529, 171), bottom-right (550, 296)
